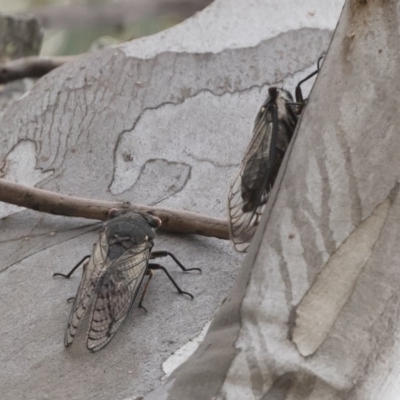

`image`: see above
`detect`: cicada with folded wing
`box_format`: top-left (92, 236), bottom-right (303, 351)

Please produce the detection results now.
top-left (53, 209), bottom-right (200, 352)
top-left (228, 56), bottom-right (324, 252)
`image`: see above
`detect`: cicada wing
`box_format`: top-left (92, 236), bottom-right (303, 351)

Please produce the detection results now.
top-left (64, 232), bottom-right (109, 347)
top-left (86, 240), bottom-right (152, 352)
top-left (228, 101), bottom-right (278, 252)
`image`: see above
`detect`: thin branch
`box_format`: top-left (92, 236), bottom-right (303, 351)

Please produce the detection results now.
top-left (0, 56), bottom-right (76, 84)
top-left (17, 0), bottom-right (214, 30)
top-left (0, 179), bottom-right (229, 240)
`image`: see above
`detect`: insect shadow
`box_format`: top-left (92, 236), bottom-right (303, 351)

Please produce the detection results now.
top-left (53, 209), bottom-right (201, 352)
top-left (228, 56), bottom-right (324, 252)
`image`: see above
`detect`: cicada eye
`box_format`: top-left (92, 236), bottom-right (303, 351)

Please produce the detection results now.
top-left (108, 208), bottom-right (125, 219)
top-left (153, 216), bottom-right (162, 227)
top-left (268, 86), bottom-right (278, 97)
top-left (144, 212), bottom-right (162, 228)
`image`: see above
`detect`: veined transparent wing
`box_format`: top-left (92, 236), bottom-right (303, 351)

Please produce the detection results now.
top-left (64, 232), bottom-right (110, 347)
top-left (228, 87), bottom-right (297, 252)
top-left (228, 99), bottom-right (278, 252)
top-left (86, 240), bottom-right (152, 352)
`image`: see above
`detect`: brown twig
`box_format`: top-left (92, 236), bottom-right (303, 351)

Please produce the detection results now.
top-left (0, 179), bottom-right (229, 240)
top-left (17, 0), bottom-right (214, 30)
top-left (0, 56), bottom-right (76, 84)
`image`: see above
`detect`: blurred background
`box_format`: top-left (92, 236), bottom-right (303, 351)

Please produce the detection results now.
top-left (0, 0), bottom-right (213, 56)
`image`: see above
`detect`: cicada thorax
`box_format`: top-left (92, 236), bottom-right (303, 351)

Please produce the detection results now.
top-left (105, 212), bottom-right (157, 260)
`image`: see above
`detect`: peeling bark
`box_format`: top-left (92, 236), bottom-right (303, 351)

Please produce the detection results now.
top-left (293, 186), bottom-right (396, 357)
top-left (145, 0), bottom-right (400, 399)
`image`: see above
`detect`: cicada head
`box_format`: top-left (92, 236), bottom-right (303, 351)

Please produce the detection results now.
top-left (259, 86), bottom-right (295, 122)
top-left (265, 86), bottom-right (293, 103)
top-left (142, 212), bottom-right (162, 229)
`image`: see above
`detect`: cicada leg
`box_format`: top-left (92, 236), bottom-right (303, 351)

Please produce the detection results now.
top-left (148, 263), bottom-right (195, 300)
top-left (53, 255), bottom-right (90, 279)
top-left (150, 250), bottom-right (202, 273)
top-left (138, 269), bottom-right (154, 313)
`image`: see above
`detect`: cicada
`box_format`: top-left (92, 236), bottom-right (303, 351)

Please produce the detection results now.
top-left (228, 57), bottom-right (323, 252)
top-left (53, 209), bottom-right (200, 352)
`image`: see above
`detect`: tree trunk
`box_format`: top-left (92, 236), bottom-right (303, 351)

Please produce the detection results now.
top-left (145, 0), bottom-right (400, 399)
top-left (0, 1), bottom-right (344, 399)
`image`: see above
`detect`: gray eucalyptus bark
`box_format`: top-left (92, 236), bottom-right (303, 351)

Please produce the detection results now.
top-left (145, 0), bottom-right (400, 399)
top-left (0, 1), bottom-right (349, 399)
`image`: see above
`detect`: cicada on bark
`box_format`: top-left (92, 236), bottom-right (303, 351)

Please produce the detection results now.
top-left (54, 209), bottom-right (200, 352)
top-left (228, 57), bottom-right (323, 252)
